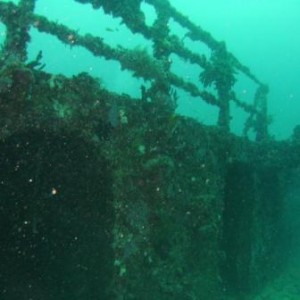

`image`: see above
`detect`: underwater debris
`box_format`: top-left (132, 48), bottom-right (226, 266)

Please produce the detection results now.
top-left (1, 1), bottom-right (298, 300)
top-left (0, 0), bottom-right (271, 138)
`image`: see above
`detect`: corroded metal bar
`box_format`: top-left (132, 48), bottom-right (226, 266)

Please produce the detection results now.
top-left (0, 0), bottom-right (36, 61)
top-left (32, 14), bottom-right (218, 106)
top-left (0, 0), bottom-right (268, 136)
top-left (146, 0), bottom-right (262, 85)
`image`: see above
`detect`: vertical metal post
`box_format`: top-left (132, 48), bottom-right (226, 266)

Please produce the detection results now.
top-left (147, 8), bottom-right (176, 113)
top-left (214, 43), bottom-right (235, 133)
top-left (254, 85), bottom-right (269, 141)
top-left (218, 89), bottom-right (231, 132)
top-left (0, 0), bottom-right (36, 62)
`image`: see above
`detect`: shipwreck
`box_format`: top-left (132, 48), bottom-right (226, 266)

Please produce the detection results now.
top-left (0, 0), bottom-right (299, 299)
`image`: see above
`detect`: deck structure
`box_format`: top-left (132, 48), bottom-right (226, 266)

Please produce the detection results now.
top-left (0, 1), bottom-right (299, 299)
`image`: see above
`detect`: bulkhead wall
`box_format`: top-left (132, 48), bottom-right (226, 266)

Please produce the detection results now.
top-left (0, 130), bottom-right (114, 300)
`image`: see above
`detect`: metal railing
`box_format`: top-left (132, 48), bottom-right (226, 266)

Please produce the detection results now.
top-left (0, 0), bottom-right (269, 140)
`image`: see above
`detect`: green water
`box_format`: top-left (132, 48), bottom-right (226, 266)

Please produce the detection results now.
top-left (1, 0), bottom-right (299, 139)
top-left (0, 1), bottom-right (300, 299)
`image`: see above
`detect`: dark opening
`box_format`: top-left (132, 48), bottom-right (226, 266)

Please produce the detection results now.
top-left (221, 162), bottom-right (255, 295)
top-left (0, 130), bottom-right (113, 300)
top-left (221, 162), bottom-right (284, 297)
top-left (282, 168), bottom-right (300, 265)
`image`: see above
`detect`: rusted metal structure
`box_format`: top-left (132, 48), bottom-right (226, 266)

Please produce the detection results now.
top-left (0, 0), bottom-right (269, 137)
top-left (0, 0), bottom-right (299, 299)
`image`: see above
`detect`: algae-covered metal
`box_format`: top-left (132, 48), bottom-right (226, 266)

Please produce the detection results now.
top-left (0, 1), bottom-right (299, 299)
